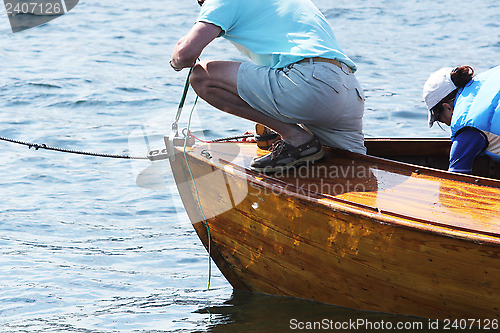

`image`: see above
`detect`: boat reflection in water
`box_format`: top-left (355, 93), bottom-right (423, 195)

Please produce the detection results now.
top-left (196, 291), bottom-right (486, 332)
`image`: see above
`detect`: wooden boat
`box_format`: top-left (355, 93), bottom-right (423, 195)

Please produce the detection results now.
top-left (169, 138), bottom-right (500, 320)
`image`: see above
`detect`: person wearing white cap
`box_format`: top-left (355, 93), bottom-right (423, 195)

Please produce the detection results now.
top-left (423, 65), bottom-right (500, 174)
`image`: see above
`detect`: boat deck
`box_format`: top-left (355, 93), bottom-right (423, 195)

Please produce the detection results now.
top-left (180, 141), bottom-right (500, 245)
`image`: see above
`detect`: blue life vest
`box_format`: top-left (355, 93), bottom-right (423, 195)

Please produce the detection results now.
top-left (451, 65), bottom-right (500, 162)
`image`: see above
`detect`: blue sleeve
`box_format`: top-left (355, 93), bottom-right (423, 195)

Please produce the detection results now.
top-left (197, 0), bottom-right (240, 34)
top-left (449, 127), bottom-right (488, 174)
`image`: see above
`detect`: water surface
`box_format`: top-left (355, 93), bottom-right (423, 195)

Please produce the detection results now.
top-left (0, 0), bottom-right (498, 331)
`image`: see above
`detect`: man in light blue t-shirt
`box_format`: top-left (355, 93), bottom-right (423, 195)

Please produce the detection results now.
top-left (170, 0), bottom-right (366, 173)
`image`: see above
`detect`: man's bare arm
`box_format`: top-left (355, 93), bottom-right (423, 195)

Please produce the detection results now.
top-left (170, 22), bottom-right (222, 70)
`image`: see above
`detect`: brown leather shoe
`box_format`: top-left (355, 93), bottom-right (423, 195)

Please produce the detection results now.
top-left (250, 136), bottom-right (325, 173)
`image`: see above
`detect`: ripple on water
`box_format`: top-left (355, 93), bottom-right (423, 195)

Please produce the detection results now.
top-left (0, 0), bottom-right (499, 331)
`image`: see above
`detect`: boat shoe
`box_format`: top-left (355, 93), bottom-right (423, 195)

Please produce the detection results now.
top-left (250, 136), bottom-right (325, 173)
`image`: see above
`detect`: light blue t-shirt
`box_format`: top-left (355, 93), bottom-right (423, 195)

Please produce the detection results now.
top-left (197, 0), bottom-right (357, 71)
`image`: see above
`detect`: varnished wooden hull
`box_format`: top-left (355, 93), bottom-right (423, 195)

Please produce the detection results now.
top-left (169, 140), bottom-right (500, 320)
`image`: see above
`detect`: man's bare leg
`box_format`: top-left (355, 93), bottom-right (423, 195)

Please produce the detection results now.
top-left (189, 60), bottom-right (313, 147)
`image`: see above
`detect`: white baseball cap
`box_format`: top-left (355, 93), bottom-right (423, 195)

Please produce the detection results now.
top-left (423, 67), bottom-right (457, 127)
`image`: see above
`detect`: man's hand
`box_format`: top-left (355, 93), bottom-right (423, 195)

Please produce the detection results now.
top-left (169, 60), bottom-right (183, 71)
top-left (170, 22), bottom-right (222, 71)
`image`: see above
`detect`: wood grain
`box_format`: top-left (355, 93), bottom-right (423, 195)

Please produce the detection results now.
top-left (170, 140), bottom-right (500, 319)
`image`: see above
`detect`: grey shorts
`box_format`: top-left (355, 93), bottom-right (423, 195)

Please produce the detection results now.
top-left (237, 61), bottom-right (366, 154)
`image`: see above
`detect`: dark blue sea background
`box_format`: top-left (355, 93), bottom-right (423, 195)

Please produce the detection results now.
top-left (0, 0), bottom-right (499, 331)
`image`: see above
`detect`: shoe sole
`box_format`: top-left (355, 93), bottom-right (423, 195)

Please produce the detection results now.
top-left (250, 149), bottom-right (325, 173)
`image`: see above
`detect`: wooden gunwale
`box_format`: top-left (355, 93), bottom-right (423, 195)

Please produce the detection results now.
top-left (214, 149), bottom-right (500, 246)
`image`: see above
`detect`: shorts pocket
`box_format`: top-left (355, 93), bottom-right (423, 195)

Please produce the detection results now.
top-left (311, 66), bottom-right (344, 94)
top-left (356, 87), bottom-right (365, 101)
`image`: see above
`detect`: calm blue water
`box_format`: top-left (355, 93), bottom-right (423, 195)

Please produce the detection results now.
top-left (0, 0), bottom-right (498, 331)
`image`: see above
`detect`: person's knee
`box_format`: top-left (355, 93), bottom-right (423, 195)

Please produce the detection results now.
top-left (190, 63), bottom-right (209, 97)
top-left (189, 61), bottom-right (240, 99)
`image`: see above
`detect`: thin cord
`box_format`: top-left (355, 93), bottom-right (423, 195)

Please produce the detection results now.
top-left (182, 94), bottom-right (212, 290)
top-left (187, 131), bottom-right (254, 143)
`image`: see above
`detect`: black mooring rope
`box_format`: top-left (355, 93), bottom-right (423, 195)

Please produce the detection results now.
top-left (0, 133), bottom-right (257, 161)
top-left (0, 136), bottom-right (149, 160)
